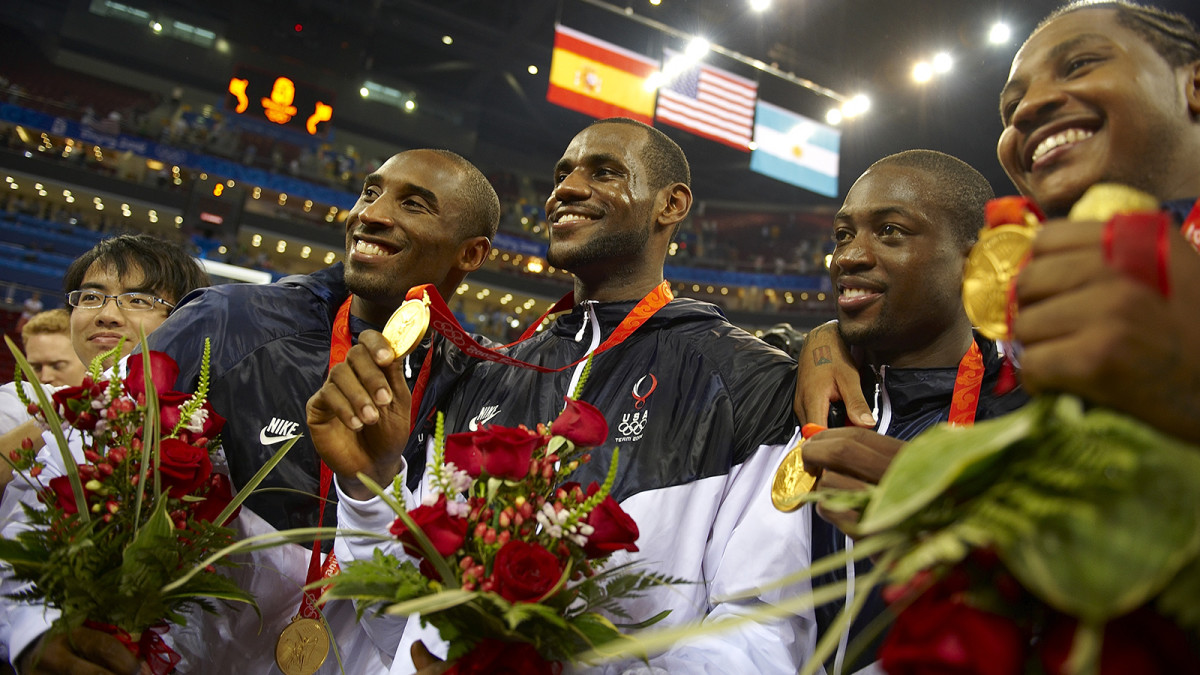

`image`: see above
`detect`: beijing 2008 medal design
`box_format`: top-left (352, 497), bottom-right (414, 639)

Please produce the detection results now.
top-left (772, 437), bottom-right (820, 512)
top-left (275, 616), bottom-right (330, 675)
top-left (962, 224), bottom-right (1037, 341)
top-left (382, 290), bottom-right (431, 358)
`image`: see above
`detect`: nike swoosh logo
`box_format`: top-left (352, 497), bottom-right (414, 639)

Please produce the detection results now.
top-left (260, 429), bottom-right (300, 445)
top-left (469, 407), bottom-right (501, 431)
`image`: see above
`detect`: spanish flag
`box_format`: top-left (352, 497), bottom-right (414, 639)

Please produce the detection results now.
top-left (547, 24), bottom-right (658, 124)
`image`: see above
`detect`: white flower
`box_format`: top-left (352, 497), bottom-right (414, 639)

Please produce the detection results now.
top-left (536, 503), bottom-right (568, 539)
top-left (185, 407), bottom-right (209, 434)
top-left (445, 500), bottom-right (470, 518)
top-left (448, 467), bottom-right (472, 493)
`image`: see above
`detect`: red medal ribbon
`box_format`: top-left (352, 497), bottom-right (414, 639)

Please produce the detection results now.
top-left (84, 620), bottom-right (180, 675)
top-left (947, 340), bottom-right (985, 427)
top-left (290, 297), bottom-right (355, 620)
top-left (1103, 211), bottom-right (1173, 298)
top-left (1183, 198), bottom-right (1200, 254)
top-left (406, 280), bottom-right (674, 423)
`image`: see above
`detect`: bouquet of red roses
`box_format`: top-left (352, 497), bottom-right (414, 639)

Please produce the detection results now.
top-left (318, 386), bottom-right (679, 673)
top-left (0, 338), bottom-right (271, 674)
top-left (794, 395), bottom-right (1200, 675)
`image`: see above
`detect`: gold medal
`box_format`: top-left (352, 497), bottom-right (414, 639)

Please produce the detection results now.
top-left (962, 224), bottom-right (1037, 341)
top-left (382, 291), bottom-right (431, 358)
top-left (275, 616), bottom-right (330, 675)
top-left (1068, 183), bottom-right (1158, 222)
top-left (772, 437), bottom-right (820, 512)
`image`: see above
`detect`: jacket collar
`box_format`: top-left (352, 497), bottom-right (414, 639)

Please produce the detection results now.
top-left (867, 332), bottom-right (1003, 420)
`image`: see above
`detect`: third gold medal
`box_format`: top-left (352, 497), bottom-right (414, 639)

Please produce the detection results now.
top-left (962, 197), bottom-right (1043, 341)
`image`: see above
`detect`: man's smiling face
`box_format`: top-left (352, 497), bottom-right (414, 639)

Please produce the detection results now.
top-left (997, 8), bottom-right (1199, 216)
top-left (344, 150), bottom-right (472, 312)
top-left (544, 123), bottom-right (658, 275)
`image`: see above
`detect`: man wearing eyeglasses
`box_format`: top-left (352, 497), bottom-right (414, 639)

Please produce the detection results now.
top-left (63, 249), bottom-right (202, 373)
top-left (0, 234), bottom-right (209, 675)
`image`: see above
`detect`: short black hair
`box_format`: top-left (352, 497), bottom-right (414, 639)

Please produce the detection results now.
top-left (421, 149), bottom-right (501, 240)
top-left (1041, 1), bottom-right (1200, 67)
top-left (63, 234), bottom-right (210, 310)
top-left (587, 117), bottom-right (691, 191)
top-left (868, 150), bottom-right (995, 247)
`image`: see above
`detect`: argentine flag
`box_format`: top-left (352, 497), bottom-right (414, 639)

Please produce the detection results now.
top-left (750, 100), bottom-right (841, 197)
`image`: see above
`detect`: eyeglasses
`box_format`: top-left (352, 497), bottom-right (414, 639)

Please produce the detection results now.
top-left (65, 290), bottom-right (175, 312)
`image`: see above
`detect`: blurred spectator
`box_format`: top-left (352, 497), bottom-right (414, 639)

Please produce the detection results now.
top-left (15, 293), bottom-right (42, 333)
top-left (0, 308), bottom-right (87, 436)
top-left (19, 308), bottom-right (86, 388)
top-left (760, 322), bottom-right (806, 360)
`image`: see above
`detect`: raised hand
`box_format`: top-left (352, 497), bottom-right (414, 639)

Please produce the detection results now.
top-left (306, 330), bottom-right (412, 500)
top-left (793, 321), bottom-right (875, 428)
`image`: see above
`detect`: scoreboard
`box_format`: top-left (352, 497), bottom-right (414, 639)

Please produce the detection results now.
top-left (225, 64), bottom-right (335, 136)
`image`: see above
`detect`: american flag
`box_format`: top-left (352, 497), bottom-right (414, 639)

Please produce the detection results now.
top-left (655, 49), bottom-right (757, 151)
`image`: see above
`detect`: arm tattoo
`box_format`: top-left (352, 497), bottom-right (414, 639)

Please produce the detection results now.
top-left (813, 345), bottom-right (833, 366)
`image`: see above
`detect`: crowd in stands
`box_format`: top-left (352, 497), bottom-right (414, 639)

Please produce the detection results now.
top-left (0, 49), bottom-right (838, 346)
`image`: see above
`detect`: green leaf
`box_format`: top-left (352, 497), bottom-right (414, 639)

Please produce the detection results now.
top-left (316, 550), bottom-right (431, 609)
top-left (859, 397), bottom-right (1047, 534)
top-left (5, 336), bottom-right (88, 521)
top-left (0, 538), bottom-right (48, 567)
top-left (1002, 407), bottom-right (1200, 623)
top-left (1157, 555), bottom-right (1200, 632)
top-left (383, 588), bottom-right (478, 616)
top-left (356, 472), bottom-right (458, 586)
top-left (503, 601), bottom-right (568, 631)
top-left (546, 435), bottom-right (571, 457)
top-left (213, 434), bottom-right (301, 526)
top-left (570, 611), bottom-right (621, 647)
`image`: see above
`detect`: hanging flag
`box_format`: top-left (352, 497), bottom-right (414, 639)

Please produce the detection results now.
top-left (750, 100), bottom-right (841, 197)
top-left (655, 49), bottom-right (757, 151)
top-left (547, 24), bottom-right (658, 124)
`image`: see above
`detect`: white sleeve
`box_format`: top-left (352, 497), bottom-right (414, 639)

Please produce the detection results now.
top-left (332, 461), bottom-right (412, 566)
top-left (0, 429), bottom-right (76, 667)
top-left (0, 382), bottom-right (33, 436)
top-left (649, 434), bottom-right (818, 674)
top-left (331, 467), bottom-right (415, 671)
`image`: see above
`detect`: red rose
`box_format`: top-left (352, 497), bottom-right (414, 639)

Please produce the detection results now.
top-left (46, 476), bottom-right (89, 514)
top-left (582, 483), bottom-right (639, 559)
top-left (444, 432), bottom-right (483, 477)
top-left (879, 580), bottom-right (1027, 675)
top-left (157, 438), bottom-right (213, 498)
top-left (390, 496), bottom-right (468, 565)
top-left (1040, 607), bottom-right (1200, 675)
top-left (492, 540), bottom-right (562, 604)
top-left (550, 397), bottom-right (608, 447)
top-left (50, 386), bottom-right (89, 424)
top-left (446, 639), bottom-right (560, 675)
top-left (125, 351), bottom-right (180, 401)
top-left (445, 426), bottom-right (540, 481)
top-left (191, 473), bottom-right (239, 525)
top-left (160, 394), bottom-right (225, 439)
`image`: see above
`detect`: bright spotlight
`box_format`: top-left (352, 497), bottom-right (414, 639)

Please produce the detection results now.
top-left (843, 94), bottom-right (870, 117)
top-left (825, 108), bottom-right (843, 126)
top-left (912, 61), bottom-right (934, 83)
top-left (527, 65), bottom-right (539, 75)
top-left (359, 87), bottom-right (369, 98)
top-left (933, 52), bottom-right (953, 73)
top-left (749, 0), bottom-right (771, 10)
top-left (989, 22), bottom-right (1012, 45)
top-left (685, 38), bottom-right (710, 60)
